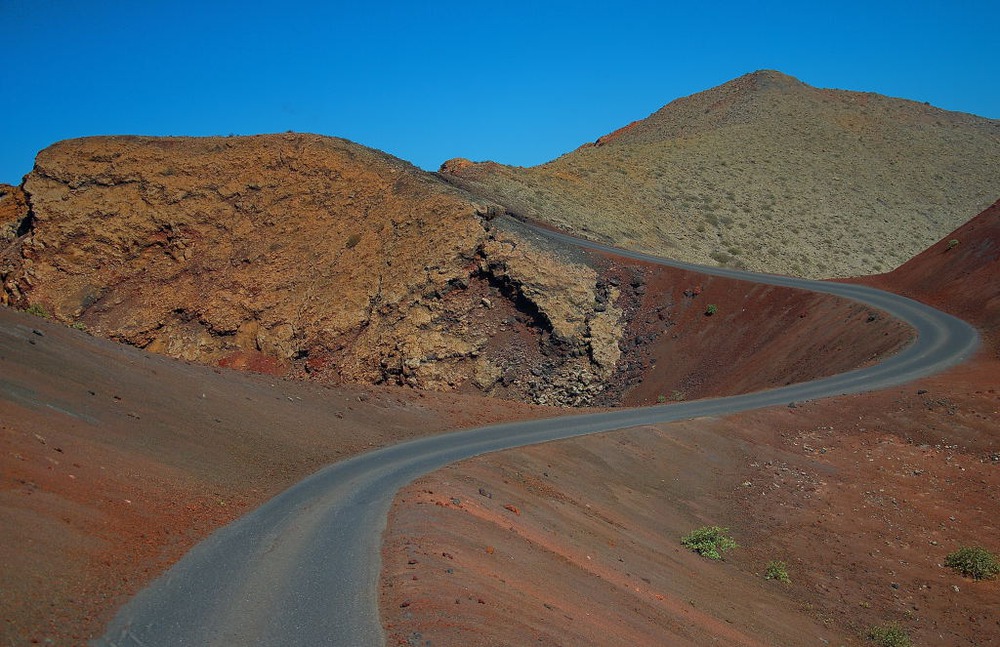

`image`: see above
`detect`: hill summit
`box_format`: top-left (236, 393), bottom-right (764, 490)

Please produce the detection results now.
top-left (442, 70), bottom-right (1000, 278)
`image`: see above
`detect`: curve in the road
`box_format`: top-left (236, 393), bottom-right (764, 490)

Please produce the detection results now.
top-left (96, 222), bottom-right (979, 646)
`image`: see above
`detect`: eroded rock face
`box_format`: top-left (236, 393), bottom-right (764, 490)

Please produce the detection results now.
top-left (0, 185), bottom-right (28, 242)
top-left (4, 134), bottom-right (624, 405)
top-left (0, 184), bottom-right (31, 307)
top-left (474, 229), bottom-right (624, 405)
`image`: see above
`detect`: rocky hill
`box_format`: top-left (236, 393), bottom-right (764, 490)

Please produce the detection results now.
top-left (442, 70), bottom-right (1000, 278)
top-left (0, 134), bottom-right (628, 406)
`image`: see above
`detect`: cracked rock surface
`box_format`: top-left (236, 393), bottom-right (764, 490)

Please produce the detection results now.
top-left (1, 134), bottom-right (624, 406)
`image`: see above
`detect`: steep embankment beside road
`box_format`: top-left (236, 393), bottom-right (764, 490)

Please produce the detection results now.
top-left (379, 208), bottom-right (999, 647)
top-left (860, 198), bottom-right (1000, 352)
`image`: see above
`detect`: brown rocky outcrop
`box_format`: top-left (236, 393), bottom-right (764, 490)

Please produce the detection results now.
top-left (3, 134), bottom-right (624, 405)
top-left (0, 184), bottom-right (30, 307)
top-left (0, 184), bottom-right (28, 243)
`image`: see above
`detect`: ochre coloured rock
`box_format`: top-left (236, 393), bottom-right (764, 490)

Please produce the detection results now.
top-left (3, 135), bottom-right (624, 405)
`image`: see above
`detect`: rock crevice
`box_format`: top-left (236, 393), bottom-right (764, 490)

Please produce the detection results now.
top-left (2, 135), bottom-right (626, 406)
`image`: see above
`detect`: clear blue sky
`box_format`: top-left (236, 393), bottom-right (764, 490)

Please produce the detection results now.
top-left (2, 0), bottom-right (997, 185)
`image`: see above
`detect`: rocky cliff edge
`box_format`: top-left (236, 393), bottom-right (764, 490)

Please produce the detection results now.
top-left (1, 134), bottom-right (624, 406)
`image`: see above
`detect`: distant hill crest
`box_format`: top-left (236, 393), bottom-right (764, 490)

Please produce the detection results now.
top-left (442, 71), bottom-right (1000, 278)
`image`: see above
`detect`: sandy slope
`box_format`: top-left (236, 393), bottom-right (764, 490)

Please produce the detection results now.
top-left (0, 306), bottom-right (549, 645)
top-left (381, 358), bottom-right (999, 646)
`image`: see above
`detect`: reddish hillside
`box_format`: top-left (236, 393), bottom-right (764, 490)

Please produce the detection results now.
top-left (380, 205), bottom-right (1000, 647)
top-left (588, 253), bottom-right (913, 407)
top-left (862, 199), bottom-right (1000, 351)
top-left (0, 306), bottom-right (554, 645)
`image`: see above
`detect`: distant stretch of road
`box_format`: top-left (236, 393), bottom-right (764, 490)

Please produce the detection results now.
top-left (97, 223), bottom-right (979, 646)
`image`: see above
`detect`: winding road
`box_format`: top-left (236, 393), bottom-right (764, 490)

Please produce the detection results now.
top-left (97, 223), bottom-right (979, 646)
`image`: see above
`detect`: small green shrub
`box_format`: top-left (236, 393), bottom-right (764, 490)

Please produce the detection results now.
top-left (681, 526), bottom-right (737, 560)
top-left (24, 303), bottom-right (49, 319)
top-left (945, 546), bottom-right (1000, 580)
top-left (867, 623), bottom-right (911, 647)
top-left (764, 560), bottom-right (790, 583)
top-left (656, 394), bottom-right (667, 404)
top-left (345, 233), bottom-right (362, 249)
top-left (705, 304), bottom-right (718, 316)
top-left (71, 321), bottom-right (87, 331)
top-left (946, 238), bottom-right (960, 250)
top-left (709, 250), bottom-right (731, 265)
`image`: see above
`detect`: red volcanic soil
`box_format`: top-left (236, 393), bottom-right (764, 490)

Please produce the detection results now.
top-left (381, 360), bottom-right (999, 647)
top-left (2, 201), bottom-right (996, 646)
top-left (380, 204), bottom-right (1000, 646)
top-left (600, 256), bottom-right (911, 406)
top-left (860, 198), bottom-right (1000, 352)
top-left (0, 307), bottom-right (551, 645)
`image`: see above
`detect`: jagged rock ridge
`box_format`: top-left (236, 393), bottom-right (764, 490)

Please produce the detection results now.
top-left (0, 134), bottom-right (624, 406)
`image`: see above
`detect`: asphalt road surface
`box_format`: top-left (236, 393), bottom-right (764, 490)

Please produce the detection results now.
top-left (97, 223), bottom-right (979, 646)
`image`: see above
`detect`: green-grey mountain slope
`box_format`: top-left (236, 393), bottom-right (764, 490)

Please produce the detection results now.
top-left (442, 70), bottom-right (1000, 278)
